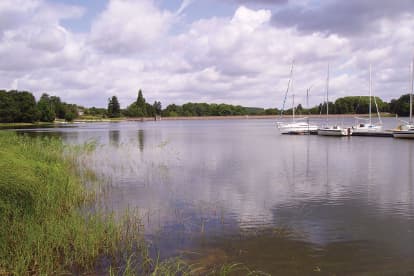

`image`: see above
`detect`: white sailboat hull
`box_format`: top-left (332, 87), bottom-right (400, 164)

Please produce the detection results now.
top-left (351, 124), bottom-right (383, 135)
top-left (393, 131), bottom-right (414, 138)
top-left (318, 127), bottom-right (351, 136)
top-left (393, 125), bottom-right (414, 138)
top-left (277, 122), bottom-right (318, 135)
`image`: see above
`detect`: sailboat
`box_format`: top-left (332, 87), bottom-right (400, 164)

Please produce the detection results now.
top-left (352, 65), bottom-right (385, 136)
top-left (393, 61), bottom-right (414, 139)
top-left (276, 62), bottom-right (318, 135)
top-left (317, 64), bottom-right (352, 136)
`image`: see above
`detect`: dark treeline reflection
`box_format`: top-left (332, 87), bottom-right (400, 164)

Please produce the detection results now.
top-left (109, 130), bottom-right (120, 146)
top-left (138, 129), bottom-right (144, 152)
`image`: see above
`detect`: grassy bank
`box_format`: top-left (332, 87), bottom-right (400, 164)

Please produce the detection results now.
top-left (0, 132), bottom-right (126, 274)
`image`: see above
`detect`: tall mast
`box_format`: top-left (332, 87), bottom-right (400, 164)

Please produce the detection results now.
top-left (410, 60), bottom-right (413, 124)
top-left (307, 88), bottom-right (310, 131)
top-left (292, 94), bottom-right (295, 121)
top-left (306, 88), bottom-right (309, 110)
top-left (369, 65), bottom-right (372, 125)
top-left (326, 63), bottom-right (330, 124)
top-left (281, 61), bottom-right (295, 117)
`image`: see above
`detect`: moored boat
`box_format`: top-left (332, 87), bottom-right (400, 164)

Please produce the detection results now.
top-left (318, 126), bottom-right (352, 136)
top-left (278, 121), bottom-right (318, 135)
top-left (277, 62), bottom-right (318, 135)
top-left (351, 66), bottom-right (384, 136)
top-left (393, 124), bottom-right (414, 138)
top-left (393, 60), bottom-right (414, 139)
top-left (317, 64), bottom-right (351, 137)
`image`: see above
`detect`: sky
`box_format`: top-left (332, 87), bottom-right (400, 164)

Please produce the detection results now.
top-left (1, 0), bottom-right (414, 108)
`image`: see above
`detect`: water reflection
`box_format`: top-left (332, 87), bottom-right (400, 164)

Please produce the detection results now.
top-left (109, 130), bottom-right (120, 147)
top-left (186, 228), bottom-right (414, 275)
top-left (138, 129), bottom-right (144, 152)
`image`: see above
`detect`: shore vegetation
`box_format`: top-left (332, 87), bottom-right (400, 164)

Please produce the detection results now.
top-left (0, 132), bottom-right (147, 274)
top-left (1, 89), bottom-right (412, 124)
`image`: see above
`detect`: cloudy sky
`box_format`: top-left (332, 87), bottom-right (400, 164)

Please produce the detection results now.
top-left (1, 0), bottom-right (414, 108)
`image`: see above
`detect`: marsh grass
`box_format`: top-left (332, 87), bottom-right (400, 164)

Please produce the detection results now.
top-left (0, 132), bottom-right (127, 274)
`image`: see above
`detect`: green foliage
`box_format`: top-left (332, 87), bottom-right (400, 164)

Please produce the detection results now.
top-left (153, 101), bottom-right (162, 115)
top-left (389, 94), bottom-right (412, 116)
top-left (333, 96), bottom-right (387, 114)
top-left (84, 106), bottom-right (107, 117)
top-left (146, 102), bottom-right (155, 117)
top-left (37, 93), bottom-right (56, 122)
top-left (0, 90), bottom-right (79, 123)
top-left (0, 90), bottom-right (17, 122)
top-left (125, 102), bottom-right (145, 117)
top-left (64, 104), bottom-right (79, 122)
top-left (0, 133), bottom-right (123, 274)
top-left (264, 108), bottom-right (279, 115)
top-left (107, 96), bottom-right (121, 118)
top-left (161, 102), bottom-right (273, 117)
top-left (50, 96), bottom-right (65, 118)
top-left (162, 104), bottom-right (182, 117)
top-left (124, 89), bottom-right (158, 118)
top-left (136, 89), bottom-right (146, 110)
top-left (297, 96), bottom-right (390, 115)
top-left (0, 90), bottom-right (38, 123)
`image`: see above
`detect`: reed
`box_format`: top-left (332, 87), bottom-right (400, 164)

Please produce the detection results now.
top-left (0, 132), bottom-right (124, 274)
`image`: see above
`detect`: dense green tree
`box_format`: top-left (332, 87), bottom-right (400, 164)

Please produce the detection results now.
top-left (0, 90), bottom-right (81, 123)
top-left (0, 90), bottom-right (19, 123)
top-left (265, 108), bottom-right (279, 115)
top-left (85, 107), bottom-right (107, 117)
top-left (37, 93), bottom-right (56, 122)
top-left (123, 89), bottom-right (148, 117)
top-left (107, 96), bottom-right (121, 118)
top-left (124, 103), bottom-right (142, 117)
top-left (161, 102), bottom-right (270, 117)
top-left (14, 91), bottom-right (38, 122)
top-left (137, 90), bottom-right (145, 107)
top-left (146, 103), bottom-right (155, 117)
top-left (333, 96), bottom-right (388, 114)
top-left (389, 94), bottom-right (411, 116)
top-left (153, 101), bottom-right (162, 115)
top-left (162, 104), bottom-right (182, 117)
top-left (49, 96), bottom-right (66, 119)
top-left (135, 89), bottom-right (147, 116)
top-left (63, 104), bottom-right (78, 121)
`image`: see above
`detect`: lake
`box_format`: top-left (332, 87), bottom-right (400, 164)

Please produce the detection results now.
top-left (13, 117), bottom-right (414, 274)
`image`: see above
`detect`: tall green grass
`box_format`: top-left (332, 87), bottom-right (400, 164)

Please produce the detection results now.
top-left (0, 132), bottom-right (124, 274)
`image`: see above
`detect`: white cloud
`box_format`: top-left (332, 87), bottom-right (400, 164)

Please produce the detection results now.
top-left (89, 0), bottom-right (174, 54)
top-left (1, 1), bottom-right (414, 108)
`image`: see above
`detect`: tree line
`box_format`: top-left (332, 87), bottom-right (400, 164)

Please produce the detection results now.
top-left (287, 96), bottom-right (391, 116)
top-left (1, 89), bottom-right (413, 123)
top-left (290, 95), bottom-right (411, 116)
top-left (0, 90), bottom-right (78, 123)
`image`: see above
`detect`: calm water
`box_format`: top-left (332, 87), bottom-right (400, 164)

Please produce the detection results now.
top-left (14, 118), bottom-right (414, 274)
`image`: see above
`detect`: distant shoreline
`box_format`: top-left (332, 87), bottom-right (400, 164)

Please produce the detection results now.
top-left (0, 113), bottom-right (398, 127)
top-left (122, 113), bottom-right (395, 122)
